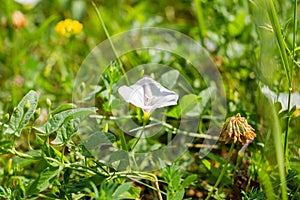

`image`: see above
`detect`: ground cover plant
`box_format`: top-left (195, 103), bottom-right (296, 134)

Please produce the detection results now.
top-left (0, 0), bottom-right (300, 199)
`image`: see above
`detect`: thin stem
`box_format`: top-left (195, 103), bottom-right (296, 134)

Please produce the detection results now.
top-left (112, 171), bottom-right (163, 200)
top-left (91, 1), bottom-right (129, 84)
top-left (61, 145), bottom-right (65, 163)
top-left (284, 88), bottom-right (291, 157)
top-left (205, 142), bottom-right (235, 200)
top-left (130, 129), bottom-right (144, 152)
top-left (127, 176), bottom-right (167, 196)
top-left (284, 0), bottom-right (297, 158)
top-left (129, 115), bottom-right (148, 170)
top-left (153, 174), bottom-right (163, 200)
top-left (151, 117), bottom-right (219, 140)
top-left (27, 126), bottom-right (33, 150)
top-left (292, 0), bottom-right (297, 63)
top-left (90, 114), bottom-right (220, 140)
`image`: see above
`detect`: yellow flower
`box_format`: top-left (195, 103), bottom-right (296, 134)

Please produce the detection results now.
top-left (220, 113), bottom-right (256, 144)
top-left (54, 19), bottom-right (83, 37)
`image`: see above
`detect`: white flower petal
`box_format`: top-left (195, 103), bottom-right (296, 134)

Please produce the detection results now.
top-left (118, 76), bottom-right (179, 112)
top-left (262, 85), bottom-right (300, 111)
top-left (15, 0), bottom-right (40, 6)
top-left (118, 85), bottom-right (144, 108)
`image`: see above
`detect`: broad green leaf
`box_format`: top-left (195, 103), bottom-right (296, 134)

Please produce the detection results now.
top-left (51, 118), bottom-right (80, 145)
top-left (50, 103), bottom-right (77, 115)
top-left (180, 94), bottom-right (199, 116)
top-left (167, 94), bottom-right (200, 119)
top-left (160, 69), bottom-right (180, 89)
top-left (123, 186), bottom-right (141, 199)
top-left (27, 165), bottom-right (62, 195)
top-left (83, 131), bottom-right (116, 149)
top-left (112, 182), bottom-right (131, 198)
top-left (108, 151), bottom-right (130, 171)
top-left (173, 188), bottom-right (185, 200)
top-left (182, 174), bottom-right (197, 188)
top-left (4, 90), bottom-right (38, 136)
top-left (35, 107), bottom-right (95, 134)
top-left (172, 173), bottom-right (181, 189)
top-left (116, 186), bottom-right (141, 200)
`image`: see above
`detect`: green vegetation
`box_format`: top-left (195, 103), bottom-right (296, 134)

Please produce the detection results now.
top-left (0, 0), bottom-right (299, 199)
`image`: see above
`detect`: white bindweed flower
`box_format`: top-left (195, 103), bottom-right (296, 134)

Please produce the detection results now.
top-left (118, 77), bottom-right (179, 115)
top-left (262, 85), bottom-right (300, 111)
top-left (15, 0), bottom-right (40, 7)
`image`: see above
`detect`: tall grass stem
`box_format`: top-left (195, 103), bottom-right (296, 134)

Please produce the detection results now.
top-left (194, 0), bottom-right (206, 46)
top-left (91, 1), bottom-right (129, 84)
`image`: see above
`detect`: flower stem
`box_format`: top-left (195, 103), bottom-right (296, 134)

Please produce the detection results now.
top-left (284, 0), bottom-right (297, 162)
top-left (205, 142), bottom-right (235, 200)
top-left (130, 114), bottom-right (148, 151)
top-left (284, 88), bottom-right (291, 157)
top-left (130, 129), bottom-right (143, 152)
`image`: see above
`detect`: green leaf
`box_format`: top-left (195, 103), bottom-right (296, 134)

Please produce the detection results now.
top-left (160, 69), bottom-right (180, 89)
top-left (124, 186), bottom-right (141, 199)
top-left (12, 150), bottom-right (43, 168)
top-left (108, 151), bottom-right (130, 171)
top-left (5, 90), bottom-right (38, 136)
top-left (172, 173), bottom-right (181, 189)
top-left (0, 140), bottom-right (13, 154)
top-left (35, 107), bottom-right (95, 134)
top-left (83, 131), bottom-right (116, 149)
top-left (227, 11), bottom-right (246, 37)
top-left (167, 94), bottom-right (200, 119)
top-left (50, 103), bottom-right (77, 115)
top-left (112, 182), bottom-right (131, 198)
top-left (182, 174), bottom-right (197, 188)
top-left (27, 165), bottom-right (62, 195)
top-left (173, 188), bottom-right (185, 200)
top-left (51, 118), bottom-right (80, 145)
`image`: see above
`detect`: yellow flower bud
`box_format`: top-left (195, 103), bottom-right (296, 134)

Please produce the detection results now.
top-left (34, 108), bottom-right (41, 119)
top-left (4, 113), bottom-right (10, 122)
top-left (102, 123), bottom-right (109, 133)
top-left (24, 100), bottom-right (31, 112)
top-left (46, 98), bottom-right (51, 108)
